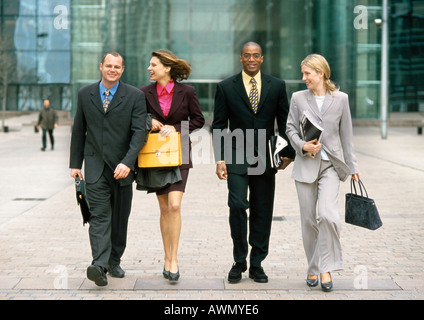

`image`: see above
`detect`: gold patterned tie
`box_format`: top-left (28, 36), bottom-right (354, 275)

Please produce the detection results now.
top-left (103, 90), bottom-right (110, 113)
top-left (249, 78), bottom-right (259, 113)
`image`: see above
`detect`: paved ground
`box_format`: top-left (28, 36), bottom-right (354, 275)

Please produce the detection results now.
top-left (0, 113), bottom-right (423, 301)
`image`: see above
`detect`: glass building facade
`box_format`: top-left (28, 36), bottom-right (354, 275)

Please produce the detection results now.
top-left (1, 0), bottom-right (423, 119)
top-left (0, 0), bottom-right (71, 111)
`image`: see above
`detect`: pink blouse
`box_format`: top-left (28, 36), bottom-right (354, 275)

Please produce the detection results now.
top-left (156, 80), bottom-right (174, 117)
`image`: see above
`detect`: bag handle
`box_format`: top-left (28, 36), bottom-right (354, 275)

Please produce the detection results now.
top-left (350, 178), bottom-right (369, 198)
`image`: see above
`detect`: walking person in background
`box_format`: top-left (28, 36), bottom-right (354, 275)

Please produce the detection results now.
top-left (70, 52), bottom-right (147, 286)
top-left (286, 54), bottom-right (360, 292)
top-left (212, 42), bottom-right (294, 284)
top-left (37, 98), bottom-right (58, 151)
top-left (139, 49), bottom-right (205, 282)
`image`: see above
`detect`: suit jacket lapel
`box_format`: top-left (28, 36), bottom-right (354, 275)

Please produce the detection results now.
top-left (306, 90), bottom-right (335, 119)
top-left (306, 90), bottom-right (323, 120)
top-left (166, 82), bottom-right (184, 120)
top-left (256, 74), bottom-right (270, 113)
top-left (145, 83), bottom-right (166, 120)
top-left (89, 81), bottom-right (104, 113)
top-left (233, 73), bottom-right (252, 112)
top-left (105, 81), bottom-right (125, 113)
top-left (321, 92), bottom-right (334, 116)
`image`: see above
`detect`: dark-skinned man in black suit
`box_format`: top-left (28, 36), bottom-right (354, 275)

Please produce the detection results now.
top-left (70, 52), bottom-right (147, 286)
top-left (212, 42), bottom-right (295, 283)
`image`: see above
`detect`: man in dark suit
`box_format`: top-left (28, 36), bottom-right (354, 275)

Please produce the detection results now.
top-left (70, 52), bottom-right (147, 286)
top-left (212, 42), bottom-right (295, 283)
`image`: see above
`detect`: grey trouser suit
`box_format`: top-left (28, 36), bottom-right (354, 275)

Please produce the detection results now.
top-left (286, 89), bottom-right (359, 275)
top-left (295, 159), bottom-right (342, 274)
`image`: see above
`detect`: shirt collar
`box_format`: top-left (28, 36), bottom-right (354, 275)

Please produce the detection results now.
top-left (156, 79), bottom-right (175, 95)
top-left (99, 81), bottom-right (120, 97)
top-left (242, 70), bottom-right (261, 86)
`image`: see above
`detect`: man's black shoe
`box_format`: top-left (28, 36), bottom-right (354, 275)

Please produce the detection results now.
top-left (249, 266), bottom-right (268, 283)
top-left (87, 265), bottom-right (108, 286)
top-left (228, 262), bottom-right (247, 283)
top-left (108, 264), bottom-right (125, 278)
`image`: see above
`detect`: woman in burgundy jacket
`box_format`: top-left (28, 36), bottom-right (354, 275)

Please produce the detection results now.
top-left (140, 49), bottom-right (205, 282)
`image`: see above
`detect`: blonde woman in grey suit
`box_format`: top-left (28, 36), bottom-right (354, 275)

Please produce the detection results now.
top-left (286, 54), bottom-right (360, 292)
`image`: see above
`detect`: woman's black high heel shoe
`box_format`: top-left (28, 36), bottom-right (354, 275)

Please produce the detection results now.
top-left (320, 273), bottom-right (333, 292)
top-left (169, 268), bottom-right (180, 282)
top-left (306, 275), bottom-right (319, 287)
top-left (163, 268), bottom-right (170, 279)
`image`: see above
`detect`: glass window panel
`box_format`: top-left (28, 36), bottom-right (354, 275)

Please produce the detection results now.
top-left (18, 0), bottom-right (36, 16)
top-left (61, 85), bottom-right (72, 111)
top-left (2, 18), bottom-right (17, 45)
top-left (37, 51), bottom-right (70, 83)
top-left (15, 51), bottom-right (37, 83)
top-left (5, 85), bottom-right (18, 111)
top-left (38, 17), bottom-right (70, 51)
top-left (37, 0), bottom-right (70, 16)
top-left (18, 85), bottom-right (40, 110)
top-left (14, 17), bottom-right (36, 50)
top-left (2, 0), bottom-right (20, 15)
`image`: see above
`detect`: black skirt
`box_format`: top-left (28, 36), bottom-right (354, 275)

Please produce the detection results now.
top-left (155, 168), bottom-right (189, 195)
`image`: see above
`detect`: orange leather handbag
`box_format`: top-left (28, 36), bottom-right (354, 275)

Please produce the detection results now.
top-left (138, 132), bottom-right (182, 168)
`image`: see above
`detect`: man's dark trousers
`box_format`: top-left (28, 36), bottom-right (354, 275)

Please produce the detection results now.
top-left (86, 164), bottom-right (132, 269)
top-left (228, 171), bottom-right (276, 268)
top-left (42, 129), bottom-right (54, 149)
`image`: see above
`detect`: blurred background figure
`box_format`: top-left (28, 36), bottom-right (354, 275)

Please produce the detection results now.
top-left (37, 98), bottom-right (58, 151)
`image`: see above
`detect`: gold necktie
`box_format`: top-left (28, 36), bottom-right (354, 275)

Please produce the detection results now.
top-left (103, 90), bottom-right (110, 112)
top-left (249, 78), bottom-right (259, 113)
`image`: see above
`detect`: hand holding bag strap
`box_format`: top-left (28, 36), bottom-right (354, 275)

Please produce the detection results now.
top-left (351, 178), bottom-right (368, 198)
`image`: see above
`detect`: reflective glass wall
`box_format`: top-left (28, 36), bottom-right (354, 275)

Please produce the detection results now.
top-left (390, 0), bottom-right (424, 112)
top-left (70, 0), bottom-right (386, 119)
top-left (2, 1), bottom-right (423, 117)
top-left (0, 0), bottom-right (71, 111)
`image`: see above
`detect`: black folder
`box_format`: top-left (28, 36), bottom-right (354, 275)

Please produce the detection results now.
top-left (300, 112), bottom-right (323, 142)
top-left (75, 176), bottom-right (90, 225)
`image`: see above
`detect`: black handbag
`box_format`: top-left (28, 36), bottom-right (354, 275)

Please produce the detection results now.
top-left (345, 179), bottom-right (382, 230)
top-left (75, 176), bottom-right (91, 225)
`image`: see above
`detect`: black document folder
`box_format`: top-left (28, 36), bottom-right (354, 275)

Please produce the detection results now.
top-left (300, 112), bottom-right (323, 142)
top-left (75, 176), bottom-right (90, 225)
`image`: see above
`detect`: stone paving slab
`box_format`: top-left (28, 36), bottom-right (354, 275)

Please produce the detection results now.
top-left (135, 278), bottom-right (225, 290)
top-left (0, 278), bottom-right (20, 290)
top-left (14, 277), bottom-right (84, 290)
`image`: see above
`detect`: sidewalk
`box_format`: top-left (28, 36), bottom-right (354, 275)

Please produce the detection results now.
top-left (0, 116), bottom-right (423, 300)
